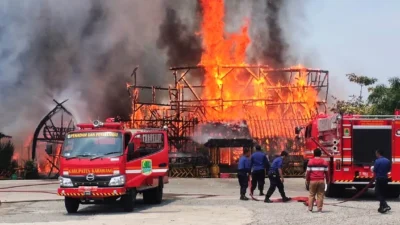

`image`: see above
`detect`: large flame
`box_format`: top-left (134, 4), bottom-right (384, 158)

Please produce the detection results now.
top-left (128, 0), bottom-right (322, 154)
top-left (197, 0), bottom-right (318, 138)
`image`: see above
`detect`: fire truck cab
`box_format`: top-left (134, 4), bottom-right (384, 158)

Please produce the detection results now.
top-left (45, 119), bottom-right (169, 213)
top-left (298, 112), bottom-right (400, 198)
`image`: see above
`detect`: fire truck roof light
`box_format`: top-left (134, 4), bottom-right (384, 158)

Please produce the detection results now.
top-left (76, 122), bottom-right (124, 130)
top-left (93, 120), bottom-right (103, 127)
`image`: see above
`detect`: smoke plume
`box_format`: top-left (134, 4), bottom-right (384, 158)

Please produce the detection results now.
top-left (0, 0), bottom-right (315, 148)
top-left (156, 0), bottom-right (202, 67)
top-left (0, 0), bottom-right (169, 143)
top-left (261, 0), bottom-right (288, 68)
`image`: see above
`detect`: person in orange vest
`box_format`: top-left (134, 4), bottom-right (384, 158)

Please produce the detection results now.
top-left (305, 148), bottom-right (330, 212)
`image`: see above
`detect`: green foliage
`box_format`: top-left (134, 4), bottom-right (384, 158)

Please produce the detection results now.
top-left (346, 73), bottom-right (377, 99)
top-left (331, 74), bottom-right (400, 115)
top-left (346, 73), bottom-right (378, 86)
top-left (0, 140), bottom-right (14, 171)
top-left (330, 95), bottom-right (371, 115)
top-left (368, 77), bottom-right (400, 115)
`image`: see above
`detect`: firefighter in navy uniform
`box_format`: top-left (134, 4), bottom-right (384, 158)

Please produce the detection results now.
top-left (373, 149), bottom-right (392, 213)
top-left (237, 148), bottom-right (251, 200)
top-left (250, 145), bottom-right (269, 196)
top-left (264, 151), bottom-right (291, 203)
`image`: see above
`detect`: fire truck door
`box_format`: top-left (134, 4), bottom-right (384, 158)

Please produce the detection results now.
top-left (125, 132), bottom-right (168, 186)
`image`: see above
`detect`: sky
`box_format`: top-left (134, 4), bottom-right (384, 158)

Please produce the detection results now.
top-left (298, 0), bottom-right (400, 100)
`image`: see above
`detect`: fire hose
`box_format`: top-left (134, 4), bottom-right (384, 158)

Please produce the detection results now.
top-left (248, 176), bottom-right (375, 205)
top-left (0, 182), bottom-right (57, 190)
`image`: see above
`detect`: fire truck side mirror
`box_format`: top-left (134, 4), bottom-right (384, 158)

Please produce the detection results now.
top-left (45, 144), bottom-right (53, 155)
top-left (127, 143), bottom-right (135, 160)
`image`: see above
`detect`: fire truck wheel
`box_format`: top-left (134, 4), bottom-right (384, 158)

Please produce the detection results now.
top-left (143, 180), bottom-right (163, 204)
top-left (64, 197), bottom-right (80, 214)
top-left (386, 187), bottom-right (400, 198)
top-left (121, 189), bottom-right (137, 212)
top-left (325, 184), bottom-right (343, 198)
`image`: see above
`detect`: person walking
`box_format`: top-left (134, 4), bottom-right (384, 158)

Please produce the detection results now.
top-left (373, 149), bottom-right (391, 213)
top-left (305, 148), bottom-right (330, 212)
top-left (264, 151), bottom-right (291, 203)
top-left (250, 145), bottom-right (269, 196)
top-left (237, 148), bottom-right (251, 200)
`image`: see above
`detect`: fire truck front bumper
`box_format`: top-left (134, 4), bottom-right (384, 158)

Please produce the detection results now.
top-left (58, 187), bottom-right (126, 198)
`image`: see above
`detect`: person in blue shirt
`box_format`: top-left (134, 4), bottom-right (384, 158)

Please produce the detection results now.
top-left (373, 149), bottom-right (392, 213)
top-left (237, 148), bottom-right (251, 200)
top-left (264, 151), bottom-right (291, 203)
top-left (250, 145), bottom-right (269, 196)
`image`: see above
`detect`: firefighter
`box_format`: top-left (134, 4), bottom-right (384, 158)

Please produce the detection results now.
top-left (373, 149), bottom-right (391, 213)
top-left (237, 148), bottom-right (251, 200)
top-left (250, 145), bottom-right (269, 196)
top-left (305, 148), bottom-right (330, 212)
top-left (264, 151), bottom-right (291, 203)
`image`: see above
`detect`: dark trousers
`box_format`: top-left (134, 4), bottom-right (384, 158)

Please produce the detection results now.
top-left (266, 173), bottom-right (287, 199)
top-left (251, 169), bottom-right (265, 192)
top-left (237, 172), bottom-right (249, 195)
top-left (375, 177), bottom-right (389, 208)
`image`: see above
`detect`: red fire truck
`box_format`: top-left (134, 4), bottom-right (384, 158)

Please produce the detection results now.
top-left (45, 119), bottom-right (169, 213)
top-left (297, 110), bottom-right (400, 197)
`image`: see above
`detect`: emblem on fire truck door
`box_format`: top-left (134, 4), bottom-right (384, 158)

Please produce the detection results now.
top-left (344, 128), bottom-right (350, 137)
top-left (141, 159), bottom-right (152, 176)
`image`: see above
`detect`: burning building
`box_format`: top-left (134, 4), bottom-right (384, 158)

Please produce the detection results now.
top-left (27, 0), bottom-right (328, 178)
top-left (126, 0), bottom-right (329, 177)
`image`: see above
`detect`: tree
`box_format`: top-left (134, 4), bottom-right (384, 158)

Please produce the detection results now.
top-left (330, 95), bottom-right (371, 115)
top-left (346, 73), bottom-right (378, 99)
top-left (368, 77), bottom-right (400, 115)
top-left (330, 73), bottom-right (377, 115)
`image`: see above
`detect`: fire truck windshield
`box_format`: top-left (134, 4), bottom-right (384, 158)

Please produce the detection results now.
top-left (62, 131), bottom-right (123, 159)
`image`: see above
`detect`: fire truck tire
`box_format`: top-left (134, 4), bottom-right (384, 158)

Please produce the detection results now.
top-left (143, 178), bottom-right (163, 204)
top-left (386, 187), bottom-right (400, 198)
top-left (325, 184), bottom-right (343, 198)
top-left (121, 189), bottom-right (137, 212)
top-left (64, 197), bottom-right (80, 214)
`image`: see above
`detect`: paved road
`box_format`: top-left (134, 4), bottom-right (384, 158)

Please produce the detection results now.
top-left (1, 178), bottom-right (400, 225)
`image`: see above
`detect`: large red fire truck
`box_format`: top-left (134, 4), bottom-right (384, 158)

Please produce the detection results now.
top-left (297, 110), bottom-right (400, 197)
top-left (45, 119), bottom-right (169, 213)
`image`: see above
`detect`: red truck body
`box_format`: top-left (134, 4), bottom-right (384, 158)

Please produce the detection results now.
top-left (299, 113), bottom-right (400, 197)
top-left (46, 120), bottom-right (169, 213)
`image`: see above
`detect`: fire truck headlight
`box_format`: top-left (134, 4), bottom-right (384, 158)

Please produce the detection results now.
top-left (370, 166), bottom-right (374, 173)
top-left (59, 176), bottom-right (73, 187)
top-left (109, 175), bottom-right (125, 186)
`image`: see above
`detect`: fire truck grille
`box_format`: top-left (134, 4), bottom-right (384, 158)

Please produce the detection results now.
top-left (69, 176), bottom-right (112, 187)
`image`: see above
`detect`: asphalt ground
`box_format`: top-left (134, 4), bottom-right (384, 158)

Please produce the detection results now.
top-left (1, 178), bottom-right (400, 225)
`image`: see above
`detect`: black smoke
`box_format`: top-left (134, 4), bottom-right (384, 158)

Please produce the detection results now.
top-left (0, 0), bottom-right (167, 140)
top-left (261, 0), bottom-right (288, 69)
top-left (156, 0), bottom-right (203, 67)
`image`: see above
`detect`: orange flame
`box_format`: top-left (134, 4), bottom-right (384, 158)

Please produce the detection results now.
top-left (199, 0), bottom-right (250, 102)
top-left (196, 0), bottom-right (318, 138)
top-left (128, 0), bottom-right (322, 154)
